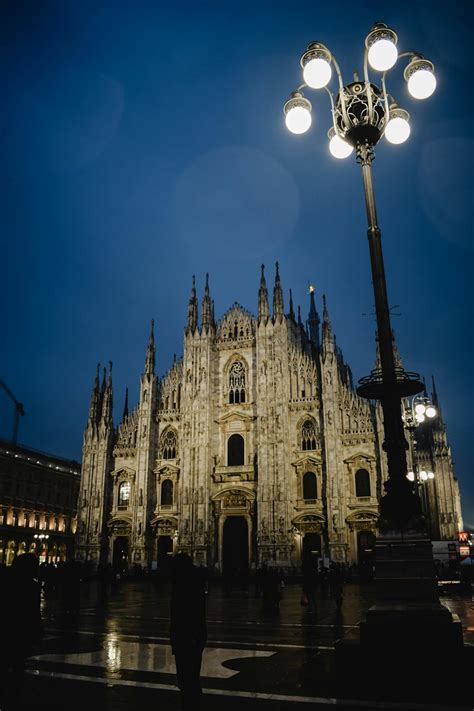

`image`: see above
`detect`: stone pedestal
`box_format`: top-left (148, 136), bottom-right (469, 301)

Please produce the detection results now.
top-left (360, 531), bottom-right (463, 649)
top-left (336, 531), bottom-right (465, 703)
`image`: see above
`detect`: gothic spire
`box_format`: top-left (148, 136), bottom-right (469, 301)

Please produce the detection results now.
top-left (144, 319), bottom-right (156, 375)
top-left (201, 273), bottom-right (214, 330)
top-left (187, 275), bottom-right (198, 333)
top-left (307, 285), bottom-right (320, 347)
top-left (101, 361), bottom-right (113, 425)
top-left (272, 261), bottom-right (284, 319)
top-left (122, 387), bottom-right (129, 421)
top-left (374, 333), bottom-right (381, 370)
top-left (87, 363), bottom-right (101, 426)
top-left (288, 289), bottom-right (295, 320)
top-left (392, 329), bottom-right (403, 370)
top-left (258, 264), bottom-right (270, 322)
top-left (431, 375), bottom-right (439, 407)
top-left (322, 294), bottom-right (334, 356)
top-left (297, 305), bottom-right (302, 326)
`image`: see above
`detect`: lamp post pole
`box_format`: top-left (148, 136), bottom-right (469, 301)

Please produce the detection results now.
top-left (283, 24), bottom-right (464, 686)
top-left (357, 141), bottom-right (417, 527)
top-left (283, 23), bottom-right (438, 530)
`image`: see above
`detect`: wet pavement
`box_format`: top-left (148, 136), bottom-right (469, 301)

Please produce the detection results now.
top-left (18, 578), bottom-right (474, 710)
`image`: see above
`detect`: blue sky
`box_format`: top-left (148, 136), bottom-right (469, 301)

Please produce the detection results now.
top-left (2, 0), bottom-right (473, 527)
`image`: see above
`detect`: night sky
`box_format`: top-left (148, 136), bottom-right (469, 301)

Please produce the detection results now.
top-left (2, 1), bottom-right (473, 528)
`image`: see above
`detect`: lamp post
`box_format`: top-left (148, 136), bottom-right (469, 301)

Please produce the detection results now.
top-left (402, 394), bottom-right (437, 529)
top-left (283, 23), bottom-right (437, 530)
top-left (284, 24), bottom-right (464, 681)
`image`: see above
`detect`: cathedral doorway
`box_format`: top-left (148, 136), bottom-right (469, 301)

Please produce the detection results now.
top-left (302, 532), bottom-right (322, 560)
top-left (157, 535), bottom-right (173, 576)
top-left (112, 536), bottom-right (129, 574)
top-left (223, 516), bottom-right (248, 579)
top-left (357, 530), bottom-right (376, 581)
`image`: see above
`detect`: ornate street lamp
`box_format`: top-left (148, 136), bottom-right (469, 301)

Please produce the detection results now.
top-left (403, 394), bottom-right (437, 528)
top-left (283, 24), bottom-right (464, 680)
top-left (283, 22), bottom-right (437, 530)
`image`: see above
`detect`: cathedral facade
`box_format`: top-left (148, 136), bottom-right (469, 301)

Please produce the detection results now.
top-left (75, 265), bottom-right (463, 572)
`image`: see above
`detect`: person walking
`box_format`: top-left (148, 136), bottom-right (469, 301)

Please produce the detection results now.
top-left (169, 553), bottom-right (207, 711)
top-left (302, 555), bottom-right (319, 614)
top-left (329, 562), bottom-right (345, 611)
top-left (0, 553), bottom-right (43, 709)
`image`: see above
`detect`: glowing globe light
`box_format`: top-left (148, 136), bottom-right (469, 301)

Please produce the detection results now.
top-left (408, 68), bottom-right (436, 99)
top-left (420, 470), bottom-right (428, 481)
top-left (425, 405), bottom-right (437, 418)
top-left (285, 106), bottom-right (312, 134)
top-left (328, 130), bottom-right (353, 159)
top-left (300, 43), bottom-right (332, 89)
top-left (415, 403), bottom-right (426, 415)
top-left (407, 471), bottom-right (415, 482)
top-left (405, 58), bottom-right (436, 100)
top-left (284, 93), bottom-right (312, 135)
top-left (303, 57), bottom-right (332, 89)
top-left (385, 108), bottom-right (410, 145)
top-left (415, 412), bottom-right (425, 423)
top-left (427, 471), bottom-right (435, 479)
top-left (368, 38), bottom-right (398, 71)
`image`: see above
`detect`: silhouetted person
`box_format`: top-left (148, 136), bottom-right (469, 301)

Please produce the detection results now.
top-left (170, 553), bottom-right (207, 711)
top-left (198, 563), bottom-right (209, 595)
top-left (261, 566), bottom-right (281, 613)
top-left (302, 556), bottom-right (319, 614)
top-left (61, 560), bottom-right (82, 613)
top-left (0, 553), bottom-right (43, 709)
top-left (329, 562), bottom-right (344, 611)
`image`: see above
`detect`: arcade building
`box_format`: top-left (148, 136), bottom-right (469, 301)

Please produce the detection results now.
top-left (75, 266), bottom-right (463, 574)
top-left (0, 438), bottom-right (80, 565)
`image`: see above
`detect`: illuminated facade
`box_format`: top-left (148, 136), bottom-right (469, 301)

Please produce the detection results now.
top-left (0, 439), bottom-right (80, 565)
top-left (76, 266), bottom-right (463, 572)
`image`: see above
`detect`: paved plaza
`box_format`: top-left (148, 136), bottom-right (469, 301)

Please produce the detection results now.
top-left (19, 578), bottom-right (474, 710)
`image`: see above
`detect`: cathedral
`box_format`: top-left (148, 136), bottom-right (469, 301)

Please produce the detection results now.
top-left (75, 265), bottom-right (463, 573)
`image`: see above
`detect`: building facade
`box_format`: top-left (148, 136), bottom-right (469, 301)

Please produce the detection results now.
top-left (0, 438), bottom-right (80, 565)
top-left (75, 266), bottom-right (463, 573)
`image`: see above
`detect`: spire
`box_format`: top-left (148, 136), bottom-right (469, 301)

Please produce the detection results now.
top-left (187, 275), bottom-right (198, 333)
top-left (288, 289), bottom-right (295, 320)
top-left (201, 273), bottom-right (213, 330)
top-left (307, 285), bottom-right (320, 347)
top-left (322, 294), bottom-right (334, 356)
top-left (122, 387), bottom-right (129, 421)
top-left (431, 375), bottom-right (439, 407)
top-left (145, 319), bottom-right (155, 375)
top-left (272, 261), bottom-right (284, 319)
top-left (87, 363), bottom-right (101, 426)
top-left (374, 332), bottom-right (381, 370)
top-left (392, 329), bottom-right (403, 370)
top-left (297, 305), bottom-right (302, 326)
top-left (101, 360), bottom-right (113, 425)
top-left (258, 264), bottom-right (270, 321)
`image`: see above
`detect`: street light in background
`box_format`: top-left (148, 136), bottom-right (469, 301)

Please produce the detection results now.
top-left (402, 394), bottom-right (437, 529)
top-left (283, 22), bottom-right (464, 687)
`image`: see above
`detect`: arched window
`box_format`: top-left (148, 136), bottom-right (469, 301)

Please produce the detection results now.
top-left (228, 434), bottom-right (244, 466)
top-left (161, 480), bottom-right (174, 506)
top-left (303, 472), bottom-right (317, 500)
top-left (355, 468), bottom-right (371, 497)
top-left (118, 481), bottom-right (131, 508)
top-left (301, 420), bottom-right (317, 451)
top-left (229, 361), bottom-right (246, 404)
top-left (162, 430), bottom-right (177, 459)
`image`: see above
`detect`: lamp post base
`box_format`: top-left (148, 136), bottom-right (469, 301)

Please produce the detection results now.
top-left (336, 532), bottom-right (464, 703)
top-left (361, 530), bottom-right (463, 645)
